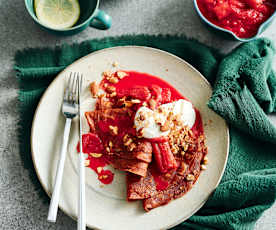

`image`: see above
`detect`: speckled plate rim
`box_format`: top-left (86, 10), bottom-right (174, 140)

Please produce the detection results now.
top-left (31, 46), bottom-right (229, 230)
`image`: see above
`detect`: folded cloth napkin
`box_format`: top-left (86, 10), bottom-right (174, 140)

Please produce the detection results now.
top-left (15, 35), bottom-right (276, 230)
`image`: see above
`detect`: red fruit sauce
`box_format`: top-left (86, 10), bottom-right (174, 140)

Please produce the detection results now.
top-left (197, 0), bottom-right (276, 38)
top-left (79, 71), bottom-right (204, 187)
top-left (78, 133), bottom-right (114, 184)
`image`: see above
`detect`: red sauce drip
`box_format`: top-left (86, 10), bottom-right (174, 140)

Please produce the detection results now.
top-left (192, 109), bottom-right (204, 137)
top-left (98, 169), bottom-right (114, 184)
top-left (197, 0), bottom-right (276, 38)
top-left (86, 155), bottom-right (114, 185)
top-left (77, 133), bottom-right (114, 185)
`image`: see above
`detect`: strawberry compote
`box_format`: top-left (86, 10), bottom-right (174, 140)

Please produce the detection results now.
top-left (197, 0), bottom-right (276, 38)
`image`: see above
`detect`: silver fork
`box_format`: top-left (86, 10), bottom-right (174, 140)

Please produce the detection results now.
top-left (47, 73), bottom-right (80, 223)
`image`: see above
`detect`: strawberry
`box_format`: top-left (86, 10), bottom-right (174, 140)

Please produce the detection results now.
top-left (204, 0), bottom-right (216, 5)
top-left (161, 88), bottom-right (171, 104)
top-left (244, 0), bottom-right (263, 9)
top-left (117, 85), bottom-right (151, 101)
top-left (150, 85), bottom-right (162, 103)
top-left (152, 142), bottom-right (177, 173)
top-left (77, 133), bottom-right (104, 153)
top-left (213, 2), bottom-right (232, 20)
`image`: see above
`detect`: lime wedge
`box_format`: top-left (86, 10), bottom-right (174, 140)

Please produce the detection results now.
top-left (34, 0), bottom-right (80, 29)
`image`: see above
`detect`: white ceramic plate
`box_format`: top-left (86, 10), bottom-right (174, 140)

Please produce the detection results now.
top-left (31, 46), bottom-right (229, 230)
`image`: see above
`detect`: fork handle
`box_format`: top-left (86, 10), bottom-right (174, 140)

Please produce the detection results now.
top-left (47, 118), bottom-right (72, 223)
top-left (78, 151), bottom-right (86, 230)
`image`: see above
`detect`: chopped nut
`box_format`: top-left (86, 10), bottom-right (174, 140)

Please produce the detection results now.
top-left (182, 143), bottom-right (189, 151)
top-left (167, 112), bottom-right (174, 121)
top-left (106, 85), bottom-right (116, 93)
top-left (109, 92), bottom-right (117, 97)
top-left (173, 114), bottom-right (181, 121)
top-left (106, 147), bottom-right (110, 152)
top-left (123, 101), bottom-right (134, 107)
top-left (127, 143), bottom-right (136, 151)
top-left (200, 165), bottom-right (207, 170)
top-left (103, 70), bottom-right (112, 77)
top-left (160, 121), bottom-right (170, 132)
top-left (108, 141), bottom-right (113, 148)
top-left (203, 156), bottom-right (208, 165)
top-left (109, 77), bottom-right (119, 84)
top-left (186, 174), bottom-right (195, 181)
top-left (98, 93), bottom-right (106, 99)
top-left (97, 167), bottom-right (103, 173)
top-left (118, 97), bottom-right (126, 106)
top-left (171, 146), bottom-right (178, 154)
top-left (158, 107), bottom-right (164, 113)
top-left (165, 173), bottom-right (171, 178)
top-left (173, 114), bottom-right (182, 126)
top-left (149, 99), bottom-right (157, 110)
top-left (188, 130), bottom-right (193, 136)
top-left (112, 61), bottom-right (119, 67)
top-left (137, 128), bottom-right (144, 138)
top-left (139, 113), bottom-right (146, 121)
top-left (102, 175), bottom-right (108, 179)
top-left (90, 81), bottom-right (99, 98)
top-left (117, 71), bottom-right (127, 79)
top-left (103, 83), bottom-right (108, 88)
top-left (124, 138), bottom-right (133, 146)
top-left (109, 125), bottom-right (118, 135)
top-left (181, 151), bottom-right (185, 156)
top-left (90, 153), bottom-right (102, 158)
top-left (123, 134), bottom-right (129, 142)
top-left (155, 117), bottom-right (163, 125)
top-left (131, 99), bottom-right (141, 104)
top-left (181, 162), bottom-right (188, 170)
top-left (84, 160), bottom-right (90, 167)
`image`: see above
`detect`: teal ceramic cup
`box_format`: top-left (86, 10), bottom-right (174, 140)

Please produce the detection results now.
top-left (25, 0), bottom-right (112, 36)
top-left (193, 0), bottom-right (276, 42)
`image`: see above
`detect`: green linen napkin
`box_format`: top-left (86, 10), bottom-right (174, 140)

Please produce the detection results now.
top-left (15, 35), bottom-right (276, 230)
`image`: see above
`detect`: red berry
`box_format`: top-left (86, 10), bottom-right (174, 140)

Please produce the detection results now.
top-left (77, 133), bottom-right (104, 153)
top-left (161, 88), bottom-right (171, 104)
top-left (117, 85), bottom-right (151, 101)
top-left (213, 2), bottom-right (232, 20)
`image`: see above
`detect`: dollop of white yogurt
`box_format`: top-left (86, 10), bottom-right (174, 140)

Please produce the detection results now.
top-left (134, 99), bottom-right (196, 139)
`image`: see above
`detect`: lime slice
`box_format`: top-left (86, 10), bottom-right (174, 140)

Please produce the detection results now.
top-left (35, 0), bottom-right (80, 29)
top-left (34, 0), bottom-right (40, 10)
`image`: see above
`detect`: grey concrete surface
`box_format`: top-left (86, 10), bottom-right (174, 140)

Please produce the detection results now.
top-left (0, 0), bottom-right (275, 229)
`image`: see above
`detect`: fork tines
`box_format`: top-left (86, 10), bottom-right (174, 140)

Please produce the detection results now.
top-left (64, 72), bottom-right (83, 105)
